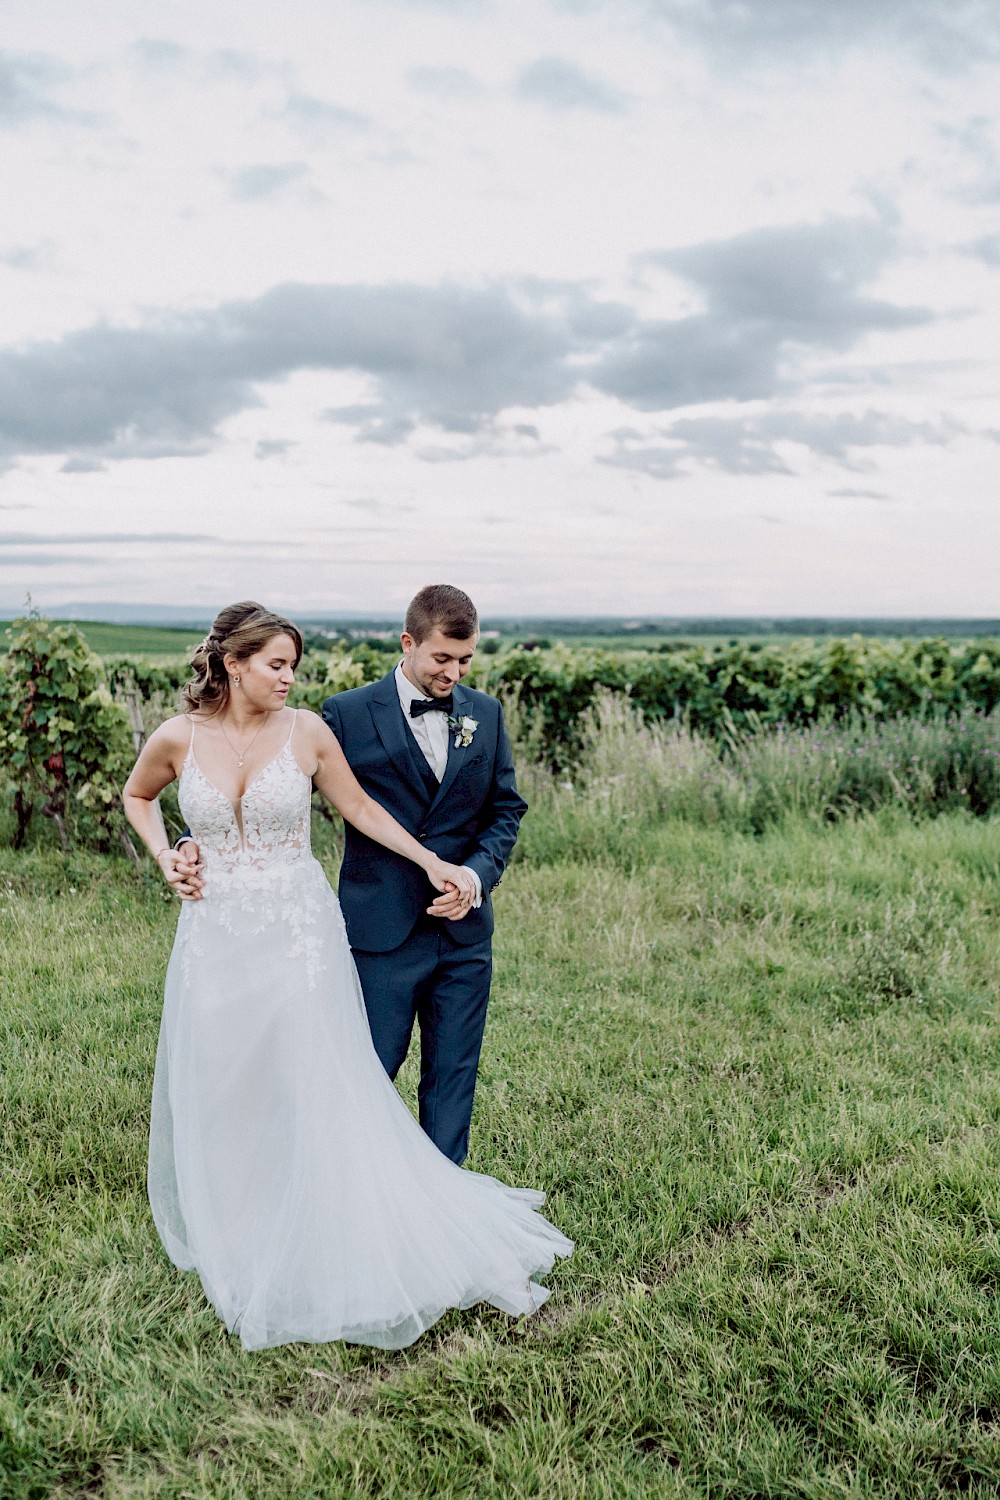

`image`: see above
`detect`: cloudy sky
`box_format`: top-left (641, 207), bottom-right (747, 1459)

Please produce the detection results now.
top-left (2, 0), bottom-right (999, 618)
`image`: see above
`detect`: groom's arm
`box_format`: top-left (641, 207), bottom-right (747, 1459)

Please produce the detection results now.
top-left (461, 702), bottom-right (527, 896)
top-left (322, 695), bottom-right (344, 745)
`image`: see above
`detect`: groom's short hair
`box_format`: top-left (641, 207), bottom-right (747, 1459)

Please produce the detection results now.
top-left (405, 584), bottom-right (479, 643)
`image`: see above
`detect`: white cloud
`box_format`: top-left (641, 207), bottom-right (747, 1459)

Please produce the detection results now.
top-left (602, 409), bottom-right (973, 480)
top-left (645, 0), bottom-right (1000, 71)
top-left (0, 48), bottom-right (96, 128)
top-left (514, 56), bottom-right (627, 113)
top-left (128, 38), bottom-right (269, 82)
top-left (0, 0), bottom-right (998, 614)
top-left (217, 162), bottom-right (311, 200)
top-left (407, 66), bottom-right (483, 99)
top-left (0, 240), bottom-right (56, 270)
top-left (279, 93), bottom-right (372, 137)
top-left (0, 226), bottom-right (942, 472)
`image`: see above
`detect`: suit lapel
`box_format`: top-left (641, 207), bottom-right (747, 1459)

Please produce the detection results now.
top-left (368, 671), bottom-right (434, 800)
top-left (427, 683), bottom-right (470, 816)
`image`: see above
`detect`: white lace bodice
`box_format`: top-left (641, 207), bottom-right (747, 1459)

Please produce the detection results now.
top-left (178, 716), bottom-right (312, 876)
top-left (175, 712), bottom-right (342, 990)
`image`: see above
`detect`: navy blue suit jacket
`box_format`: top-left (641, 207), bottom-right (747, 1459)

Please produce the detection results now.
top-left (322, 672), bottom-right (527, 953)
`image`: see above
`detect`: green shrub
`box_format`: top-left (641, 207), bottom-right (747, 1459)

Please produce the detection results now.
top-left (0, 615), bottom-right (135, 851)
top-left (104, 655), bottom-right (188, 697)
top-left (289, 647), bottom-right (389, 710)
top-left (100, 634), bottom-right (1000, 759)
top-left (489, 636), bottom-right (1000, 762)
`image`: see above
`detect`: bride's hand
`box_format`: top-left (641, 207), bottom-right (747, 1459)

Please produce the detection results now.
top-left (425, 861), bottom-right (476, 921)
top-left (156, 846), bottom-right (204, 901)
top-left (426, 859), bottom-right (477, 900)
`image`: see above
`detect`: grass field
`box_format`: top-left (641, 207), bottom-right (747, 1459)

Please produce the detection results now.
top-left (35, 618), bottom-right (1000, 661)
top-left (5, 796), bottom-right (1000, 1497)
top-left (60, 621), bottom-right (777, 658)
top-left (55, 622), bottom-right (205, 658)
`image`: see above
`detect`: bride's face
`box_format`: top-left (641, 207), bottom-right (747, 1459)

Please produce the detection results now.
top-left (229, 632), bottom-right (297, 712)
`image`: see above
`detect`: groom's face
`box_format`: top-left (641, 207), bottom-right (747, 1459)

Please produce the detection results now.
top-left (401, 626), bottom-right (478, 698)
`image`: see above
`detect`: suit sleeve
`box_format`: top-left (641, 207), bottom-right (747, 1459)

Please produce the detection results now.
top-left (462, 701), bottom-right (527, 895)
top-left (321, 694), bottom-right (344, 745)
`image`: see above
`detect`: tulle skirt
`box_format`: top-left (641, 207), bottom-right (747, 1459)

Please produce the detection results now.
top-left (147, 855), bottom-right (572, 1350)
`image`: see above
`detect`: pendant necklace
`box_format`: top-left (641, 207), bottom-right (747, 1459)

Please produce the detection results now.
top-left (219, 718), bottom-right (265, 768)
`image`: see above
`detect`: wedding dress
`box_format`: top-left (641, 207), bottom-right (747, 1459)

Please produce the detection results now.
top-left (147, 712), bottom-right (571, 1351)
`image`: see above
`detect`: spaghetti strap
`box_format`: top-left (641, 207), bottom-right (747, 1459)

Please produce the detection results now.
top-left (186, 714), bottom-right (196, 749)
top-left (286, 709), bottom-right (298, 749)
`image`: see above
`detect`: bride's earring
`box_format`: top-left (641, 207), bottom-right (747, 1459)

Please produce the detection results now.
top-left (234, 675), bottom-right (241, 686)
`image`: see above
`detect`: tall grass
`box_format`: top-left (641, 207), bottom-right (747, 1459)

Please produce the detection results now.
top-left (509, 693), bottom-right (1000, 866)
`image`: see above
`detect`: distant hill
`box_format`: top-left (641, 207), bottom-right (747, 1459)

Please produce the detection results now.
top-left (2, 605), bottom-right (998, 640)
top-left (472, 617), bottom-right (1000, 639)
top-left (0, 603), bottom-right (216, 628)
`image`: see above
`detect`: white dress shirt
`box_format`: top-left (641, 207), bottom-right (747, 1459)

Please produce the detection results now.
top-left (394, 662), bottom-right (482, 907)
top-left (394, 661), bottom-right (449, 780)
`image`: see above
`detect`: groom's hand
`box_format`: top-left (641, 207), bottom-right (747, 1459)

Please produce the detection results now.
top-left (426, 882), bottom-right (472, 921)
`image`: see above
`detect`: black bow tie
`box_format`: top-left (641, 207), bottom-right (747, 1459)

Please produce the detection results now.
top-left (410, 695), bottom-right (454, 718)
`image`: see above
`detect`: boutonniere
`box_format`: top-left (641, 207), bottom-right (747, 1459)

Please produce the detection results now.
top-left (446, 713), bottom-right (478, 748)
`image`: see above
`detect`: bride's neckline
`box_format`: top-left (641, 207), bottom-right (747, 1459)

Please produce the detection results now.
top-left (184, 711), bottom-right (301, 806)
top-left (185, 739), bottom-right (301, 809)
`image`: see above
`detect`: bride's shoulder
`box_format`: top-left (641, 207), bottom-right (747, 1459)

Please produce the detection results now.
top-left (289, 709), bottom-right (333, 772)
top-left (291, 707), bottom-right (326, 743)
top-left (146, 712), bottom-right (196, 751)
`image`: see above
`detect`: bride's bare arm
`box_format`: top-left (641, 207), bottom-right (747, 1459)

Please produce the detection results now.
top-left (123, 719), bottom-right (204, 900)
top-left (306, 714), bottom-right (476, 899)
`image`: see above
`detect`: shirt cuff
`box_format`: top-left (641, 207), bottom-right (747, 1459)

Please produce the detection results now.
top-left (462, 865), bottom-right (483, 909)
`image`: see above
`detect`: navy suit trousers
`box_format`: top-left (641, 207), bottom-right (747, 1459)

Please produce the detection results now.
top-left (352, 919), bottom-right (492, 1166)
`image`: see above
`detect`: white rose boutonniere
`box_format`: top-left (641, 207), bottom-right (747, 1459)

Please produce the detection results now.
top-left (446, 713), bottom-right (478, 748)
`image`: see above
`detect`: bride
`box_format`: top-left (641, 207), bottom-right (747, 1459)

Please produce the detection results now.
top-left (123, 601), bottom-right (571, 1351)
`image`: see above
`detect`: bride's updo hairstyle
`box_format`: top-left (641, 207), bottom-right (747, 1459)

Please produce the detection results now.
top-left (182, 601), bottom-right (304, 715)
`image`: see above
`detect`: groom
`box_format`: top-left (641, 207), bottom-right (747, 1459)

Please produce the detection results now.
top-left (322, 584), bottom-right (526, 1165)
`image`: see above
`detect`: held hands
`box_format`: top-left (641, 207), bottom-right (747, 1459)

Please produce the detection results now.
top-left (158, 836), bottom-right (472, 914)
top-left (156, 840), bottom-right (204, 901)
top-left (426, 859), bottom-right (477, 922)
top-left (427, 882), bottom-right (472, 921)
